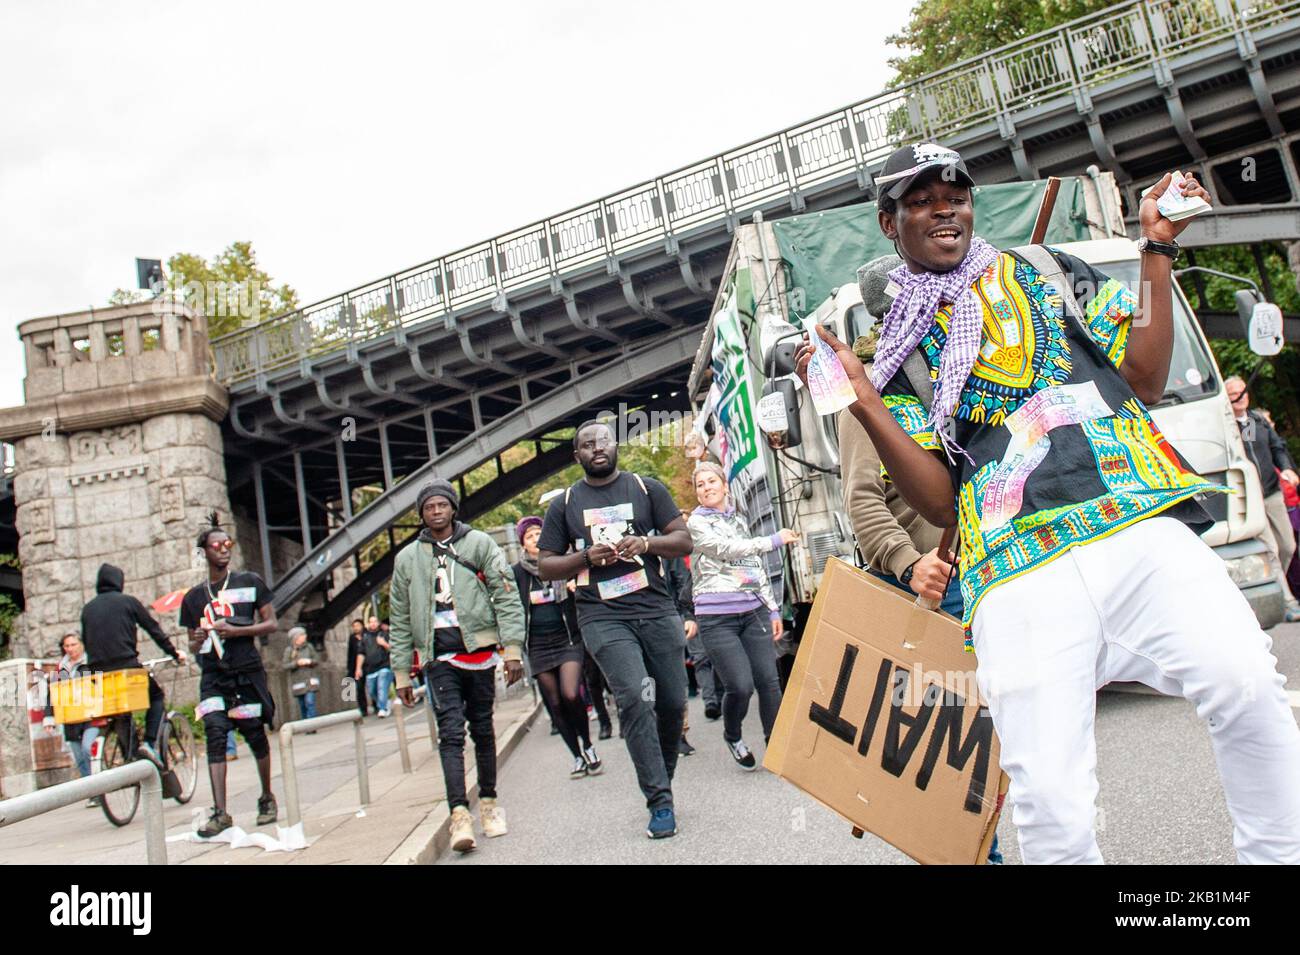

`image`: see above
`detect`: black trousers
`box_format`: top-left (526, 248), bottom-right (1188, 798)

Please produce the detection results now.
top-left (112, 675), bottom-right (166, 754)
top-left (426, 661), bottom-right (497, 810)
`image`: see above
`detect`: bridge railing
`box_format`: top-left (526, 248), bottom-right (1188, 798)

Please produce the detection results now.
top-left (211, 0), bottom-right (1300, 386)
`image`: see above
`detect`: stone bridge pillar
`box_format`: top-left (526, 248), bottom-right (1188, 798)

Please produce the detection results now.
top-left (0, 301), bottom-right (231, 659)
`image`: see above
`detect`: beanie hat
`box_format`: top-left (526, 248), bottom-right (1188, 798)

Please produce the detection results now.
top-left (417, 479), bottom-right (459, 515)
top-left (515, 515), bottom-right (544, 543)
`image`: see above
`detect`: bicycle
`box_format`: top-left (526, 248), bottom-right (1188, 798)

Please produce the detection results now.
top-left (94, 657), bottom-right (200, 827)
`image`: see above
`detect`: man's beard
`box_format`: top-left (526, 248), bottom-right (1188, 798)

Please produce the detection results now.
top-left (583, 454), bottom-right (618, 478)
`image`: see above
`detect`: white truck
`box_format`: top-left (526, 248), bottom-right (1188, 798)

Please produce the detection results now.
top-left (686, 172), bottom-right (1284, 632)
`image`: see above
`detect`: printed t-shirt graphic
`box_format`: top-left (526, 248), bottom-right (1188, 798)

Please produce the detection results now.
top-left (432, 548), bottom-right (497, 670)
top-left (538, 472), bottom-right (682, 624)
top-left (178, 570), bottom-right (272, 720)
top-left (178, 571), bottom-right (271, 674)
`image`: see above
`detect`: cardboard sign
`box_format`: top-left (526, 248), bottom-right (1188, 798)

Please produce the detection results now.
top-left (765, 558), bottom-right (1008, 864)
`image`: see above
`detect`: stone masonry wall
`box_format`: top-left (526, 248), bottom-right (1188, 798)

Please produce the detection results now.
top-left (12, 414), bottom-right (232, 660)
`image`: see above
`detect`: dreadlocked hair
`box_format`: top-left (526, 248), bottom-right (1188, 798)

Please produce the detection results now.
top-left (196, 510), bottom-right (226, 549)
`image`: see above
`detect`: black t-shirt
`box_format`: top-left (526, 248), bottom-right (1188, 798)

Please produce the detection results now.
top-left (538, 472), bottom-right (682, 624)
top-left (178, 571), bottom-right (272, 674)
top-left (362, 630), bottom-right (391, 673)
top-left (526, 577), bottom-right (567, 634)
top-left (432, 550), bottom-right (468, 656)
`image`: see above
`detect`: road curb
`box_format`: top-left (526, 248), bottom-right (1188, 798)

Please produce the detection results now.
top-left (383, 696), bottom-right (542, 865)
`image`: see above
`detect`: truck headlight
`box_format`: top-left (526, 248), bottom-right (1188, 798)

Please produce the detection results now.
top-left (1224, 553), bottom-right (1273, 588)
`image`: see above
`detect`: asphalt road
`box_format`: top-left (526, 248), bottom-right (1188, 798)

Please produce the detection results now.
top-left (438, 622), bottom-right (1300, 865)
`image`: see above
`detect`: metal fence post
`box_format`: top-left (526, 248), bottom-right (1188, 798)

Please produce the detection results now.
top-left (280, 725), bottom-right (302, 829)
top-left (353, 720), bottom-right (370, 806)
top-left (393, 697), bottom-right (412, 774)
top-left (140, 766), bottom-right (167, 866)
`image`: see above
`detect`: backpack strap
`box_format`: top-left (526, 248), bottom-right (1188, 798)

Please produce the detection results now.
top-left (433, 540), bottom-right (483, 582)
top-left (1010, 243), bottom-right (1087, 333)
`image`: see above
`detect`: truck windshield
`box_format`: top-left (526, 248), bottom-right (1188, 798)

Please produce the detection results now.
top-left (1094, 260), bottom-right (1218, 406)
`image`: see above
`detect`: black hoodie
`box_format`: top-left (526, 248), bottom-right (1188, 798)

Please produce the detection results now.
top-left (81, 563), bottom-right (178, 671)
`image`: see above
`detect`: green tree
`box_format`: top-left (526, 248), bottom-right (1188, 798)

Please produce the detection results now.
top-left (886, 0), bottom-right (1300, 453)
top-left (887, 0), bottom-right (1123, 83)
top-left (111, 241), bottom-right (298, 338)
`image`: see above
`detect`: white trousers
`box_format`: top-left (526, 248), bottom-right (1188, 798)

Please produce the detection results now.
top-left (971, 516), bottom-right (1300, 864)
top-left (1262, 489), bottom-right (1298, 607)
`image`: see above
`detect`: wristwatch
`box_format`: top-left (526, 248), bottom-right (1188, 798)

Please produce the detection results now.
top-left (900, 562), bottom-right (916, 588)
top-left (1136, 235), bottom-right (1180, 259)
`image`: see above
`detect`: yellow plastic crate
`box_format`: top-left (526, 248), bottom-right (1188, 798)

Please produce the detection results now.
top-left (50, 668), bottom-right (149, 724)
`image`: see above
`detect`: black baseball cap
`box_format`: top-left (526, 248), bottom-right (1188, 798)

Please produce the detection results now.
top-left (876, 142), bottom-right (975, 200)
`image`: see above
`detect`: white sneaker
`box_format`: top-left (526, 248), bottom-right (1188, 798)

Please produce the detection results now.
top-left (479, 798), bottom-right (508, 838)
top-left (449, 805), bottom-right (476, 853)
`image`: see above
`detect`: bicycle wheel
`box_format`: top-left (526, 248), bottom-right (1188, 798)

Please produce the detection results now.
top-left (166, 713), bottom-right (198, 804)
top-left (99, 727), bottom-right (141, 827)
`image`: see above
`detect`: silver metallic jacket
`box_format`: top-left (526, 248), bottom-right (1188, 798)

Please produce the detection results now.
top-left (686, 507), bottom-right (778, 613)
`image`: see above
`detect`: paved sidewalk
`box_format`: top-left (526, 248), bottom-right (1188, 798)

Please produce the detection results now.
top-left (0, 687), bottom-right (540, 865)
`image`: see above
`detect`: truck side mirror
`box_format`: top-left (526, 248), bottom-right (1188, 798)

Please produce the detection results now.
top-left (766, 341), bottom-right (799, 377)
top-left (758, 379), bottom-right (801, 450)
top-left (1235, 289), bottom-right (1260, 338)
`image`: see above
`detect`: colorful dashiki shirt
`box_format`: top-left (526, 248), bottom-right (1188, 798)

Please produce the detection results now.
top-left (880, 249), bottom-right (1221, 646)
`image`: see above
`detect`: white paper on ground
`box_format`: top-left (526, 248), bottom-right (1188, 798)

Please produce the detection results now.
top-left (167, 823), bottom-right (306, 852)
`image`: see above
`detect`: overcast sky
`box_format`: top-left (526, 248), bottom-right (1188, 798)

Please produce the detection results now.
top-left (0, 1), bottom-right (911, 409)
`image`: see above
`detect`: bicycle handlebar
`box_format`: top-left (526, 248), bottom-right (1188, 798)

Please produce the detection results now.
top-left (140, 657), bottom-right (192, 670)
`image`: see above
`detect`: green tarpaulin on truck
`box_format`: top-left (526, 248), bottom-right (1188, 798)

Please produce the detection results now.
top-left (769, 178), bottom-right (1095, 319)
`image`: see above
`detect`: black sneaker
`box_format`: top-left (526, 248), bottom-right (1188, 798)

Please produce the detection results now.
top-left (727, 739), bottom-right (757, 771)
top-left (598, 722), bottom-right (612, 740)
top-left (570, 756), bottom-right (588, 780)
top-left (582, 744), bottom-right (603, 775)
top-left (677, 735), bottom-right (695, 756)
top-left (197, 808), bottom-right (233, 838)
top-left (256, 793), bottom-right (278, 826)
top-left (704, 704), bottom-right (721, 721)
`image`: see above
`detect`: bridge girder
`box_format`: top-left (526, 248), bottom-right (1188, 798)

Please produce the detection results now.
top-left (260, 326), bottom-right (700, 615)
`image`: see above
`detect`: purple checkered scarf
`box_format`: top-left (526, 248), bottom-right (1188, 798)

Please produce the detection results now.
top-left (868, 236), bottom-right (1000, 463)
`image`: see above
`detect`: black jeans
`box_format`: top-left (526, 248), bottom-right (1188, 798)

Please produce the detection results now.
top-left (697, 609), bottom-right (783, 744)
top-left (112, 675), bottom-right (166, 756)
top-left (426, 661), bottom-right (497, 810)
top-left (581, 615), bottom-right (687, 810)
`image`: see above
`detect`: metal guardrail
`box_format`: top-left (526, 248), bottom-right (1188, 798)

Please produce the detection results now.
top-left (209, 0), bottom-right (1300, 385)
top-left (390, 686), bottom-right (438, 772)
top-left (0, 761), bottom-right (167, 865)
top-left (278, 709), bottom-right (370, 830)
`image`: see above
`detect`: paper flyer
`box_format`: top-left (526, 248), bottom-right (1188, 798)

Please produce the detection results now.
top-left (800, 317), bottom-right (856, 416)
